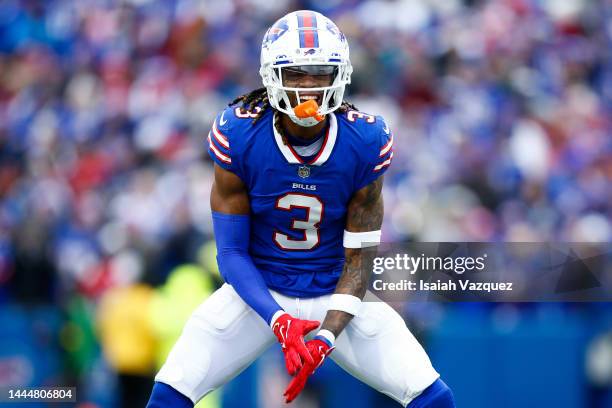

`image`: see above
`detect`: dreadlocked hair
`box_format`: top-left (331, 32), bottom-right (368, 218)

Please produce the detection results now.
top-left (228, 87), bottom-right (359, 125)
top-left (228, 88), bottom-right (269, 124)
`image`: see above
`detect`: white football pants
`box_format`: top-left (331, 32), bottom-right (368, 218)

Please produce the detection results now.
top-left (155, 284), bottom-right (439, 407)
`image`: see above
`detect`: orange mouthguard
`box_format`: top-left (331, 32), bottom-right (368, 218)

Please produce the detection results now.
top-left (293, 99), bottom-right (324, 122)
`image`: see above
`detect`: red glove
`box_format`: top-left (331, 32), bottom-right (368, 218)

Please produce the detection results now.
top-left (284, 337), bottom-right (334, 403)
top-left (272, 313), bottom-right (320, 375)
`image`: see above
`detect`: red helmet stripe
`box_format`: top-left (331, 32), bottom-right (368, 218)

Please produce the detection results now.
top-left (297, 11), bottom-right (319, 48)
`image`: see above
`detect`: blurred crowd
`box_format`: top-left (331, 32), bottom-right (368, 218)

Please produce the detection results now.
top-left (0, 0), bottom-right (611, 407)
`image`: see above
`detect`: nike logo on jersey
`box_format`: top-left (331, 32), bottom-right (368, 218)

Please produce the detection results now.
top-left (292, 183), bottom-right (317, 191)
top-left (382, 123), bottom-right (390, 134)
top-left (219, 112), bottom-right (228, 126)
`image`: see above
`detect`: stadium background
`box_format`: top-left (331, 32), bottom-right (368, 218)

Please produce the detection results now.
top-left (0, 0), bottom-right (611, 407)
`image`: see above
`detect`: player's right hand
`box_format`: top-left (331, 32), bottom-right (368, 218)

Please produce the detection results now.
top-left (271, 313), bottom-right (320, 375)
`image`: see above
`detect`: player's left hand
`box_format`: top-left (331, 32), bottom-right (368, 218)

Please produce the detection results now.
top-left (283, 338), bottom-right (334, 403)
top-left (272, 313), bottom-right (321, 375)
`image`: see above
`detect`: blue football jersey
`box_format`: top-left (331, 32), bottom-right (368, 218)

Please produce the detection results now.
top-left (208, 106), bottom-right (393, 297)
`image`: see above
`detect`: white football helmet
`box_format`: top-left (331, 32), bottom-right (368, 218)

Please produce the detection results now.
top-left (260, 10), bottom-right (352, 127)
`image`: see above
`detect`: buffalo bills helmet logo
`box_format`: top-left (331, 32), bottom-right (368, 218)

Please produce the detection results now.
top-left (326, 22), bottom-right (344, 42)
top-left (264, 18), bottom-right (289, 45)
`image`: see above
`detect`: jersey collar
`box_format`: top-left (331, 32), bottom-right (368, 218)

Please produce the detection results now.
top-left (273, 113), bottom-right (338, 166)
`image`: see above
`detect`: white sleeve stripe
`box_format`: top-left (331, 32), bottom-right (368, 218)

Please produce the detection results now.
top-left (343, 230), bottom-right (381, 248)
top-left (208, 133), bottom-right (232, 164)
top-left (374, 152), bottom-right (393, 171)
top-left (379, 135), bottom-right (393, 157)
top-left (212, 121), bottom-right (230, 149)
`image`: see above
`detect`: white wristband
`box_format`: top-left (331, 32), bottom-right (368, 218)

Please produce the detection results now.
top-left (315, 329), bottom-right (336, 347)
top-left (328, 294), bottom-right (362, 316)
top-left (343, 230), bottom-right (381, 248)
top-left (269, 310), bottom-right (285, 328)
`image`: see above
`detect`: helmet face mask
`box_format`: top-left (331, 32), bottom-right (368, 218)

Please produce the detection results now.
top-left (275, 65), bottom-right (339, 110)
top-left (260, 11), bottom-right (352, 126)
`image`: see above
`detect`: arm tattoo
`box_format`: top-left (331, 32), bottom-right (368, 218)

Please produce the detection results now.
top-left (322, 177), bottom-right (384, 338)
top-left (346, 176), bottom-right (384, 233)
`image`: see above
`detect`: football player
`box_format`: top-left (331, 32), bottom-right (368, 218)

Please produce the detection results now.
top-left (148, 10), bottom-right (455, 407)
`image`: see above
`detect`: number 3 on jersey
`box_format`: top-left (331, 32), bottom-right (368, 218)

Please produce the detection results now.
top-left (273, 193), bottom-right (323, 250)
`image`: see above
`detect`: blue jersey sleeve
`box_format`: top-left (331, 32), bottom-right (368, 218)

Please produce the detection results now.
top-left (207, 108), bottom-right (235, 171)
top-left (212, 212), bottom-right (283, 324)
top-left (355, 115), bottom-right (393, 190)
